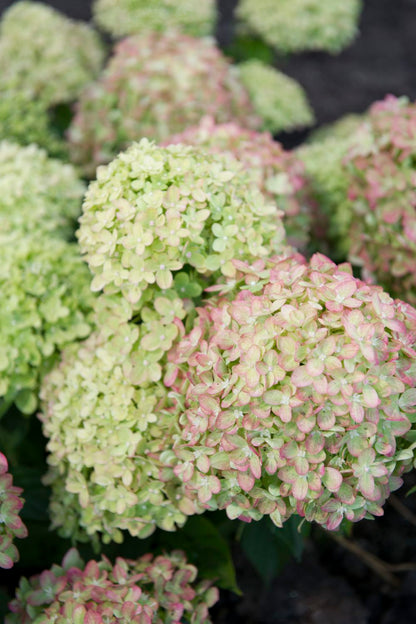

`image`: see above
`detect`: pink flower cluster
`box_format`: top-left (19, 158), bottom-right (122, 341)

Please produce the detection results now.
top-left (7, 548), bottom-right (218, 624)
top-left (166, 116), bottom-right (310, 250)
top-left (0, 452), bottom-right (27, 569)
top-left (164, 252), bottom-right (416, 530)
top-left (68, 31), bottom-right (259, 176)
top-left (345, 95), bottom-right (416, 304)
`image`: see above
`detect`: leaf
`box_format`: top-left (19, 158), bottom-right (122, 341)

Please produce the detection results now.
top-left (240, 516), bottom-right (309, 586)
top-left (159, 515), bottom-right (240, 594)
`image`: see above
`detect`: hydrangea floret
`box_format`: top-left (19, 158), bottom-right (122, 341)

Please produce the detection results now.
top-left (163, 252), bottom-right (416, 531)
top-left (0, 452), bottom-right (27, 570)
top-left (237, 60), bottom-right (315, 134)
top-left (342, 96), bottom-right (416, 305)
top-left (0, 91), bottom-right (66, 157)
top-left (93, 0), bottom-right (216, 38)
top-left (236, 0), bottom-right (362, 54)
top-left (67, 32), bottom-right (259, 175)
top-left (6, 548), bottom-right (218, 624)
top-left (0, 1), bottom-right (105, 107)
top-left (0, 141), bottom-right (85, 240)
top-left (166, 116), bottom-right (310, 249)
top-left (0, 236), bottom-right (94, 415)
top-left (77, 139), bottom-right (286, 312)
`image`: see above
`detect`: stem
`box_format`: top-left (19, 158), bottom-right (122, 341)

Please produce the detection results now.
top-left (389, 494), bottom-right (416, 528)
top-left (328, 532), bottom-right (400, 587)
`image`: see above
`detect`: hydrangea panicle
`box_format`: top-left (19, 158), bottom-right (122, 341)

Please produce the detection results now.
top-left (40, 323), bottom-right (202, 543)
top-left (0, 141), bottom-right (85, 241)
top-left (68, 32), bottom-right (259, 175)
top-left (78, 139), bottom-right (286, 311)
top-left (236, 0), bottom-right (362, 54)
top-left (343, 95), bottom-right (416, 304)
top-left (166, 116), bottom-right (310, 250)
top-left (0, 452), bottom-right (27, 569)
top-left (6, 548), bottom-right (218, 623)
top-left (237, 60), bottom-right (315, 134)
top-left (164, 252), bottom-right (416, 531)
top-left (0, 235), bottom-right (94, 414)
top-left (0, 1), bottom-right (105, 107)
top-left (93, 0), bottom-right (216, 38)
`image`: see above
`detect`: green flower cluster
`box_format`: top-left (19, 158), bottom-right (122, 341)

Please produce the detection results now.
top-left (0, 1), bottom-right (105, 107)
top-left (0, 236), bottom-right (94, 414)
top-left (0, 91), bottom-right (66, 157)
top-left (40, 325), bottom-right (197, 543)
top-left (0, 141), bottom-right (85, 241)
top-left (0, 452), bottom-right (27, 570)
top-left (341, 96), bottom-right (416, 305)
top-left (166, 116), bottom-right (310, 249)
top-left (67, 31), bottom-right (259, 176)
top-left (78, 139), bottom-right (286, 309)
top-left (236, 0), bottom-right (362, 54)
top-left (237, 60), bottom-right (315, 134)
top-left (93, 0), bottom-right (216, 38)
top-left (7, 548), bottom-right (218, 624)
top-left (297, 115), bottom-right (365, 259)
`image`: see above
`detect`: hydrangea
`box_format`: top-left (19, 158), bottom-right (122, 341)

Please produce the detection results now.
top-left (93, 0), bottom-right (216, 38)
top-left (77, 139), bottom-right (286, 311)
top-left (166, 116), bottom-right (310, 249)
top-left (0, 452), bottom-right (27, 570)
top-left (40, 324), bottom-right (199, 543)
top-left (297, 115), bottom-right (365, 259)
top-left (237, 60), bottom-right (315, 134)
top-left (0, 91), bottom-right (66, 157)
top-left (342, 96), bottom-right (416, 305)
top-left (67, 32), bottom-right (259, 175)
top-left (236, 0), bottom-right (362, 54)
top-left (164, 252), bottom-right (416, 531)
top-left (0, 1), bottom-right (105, 107)
top-left (0, 141), bottom-right (85, 240)
top-left (0, 236), bottom-right (94, 415)
top-left (6, 548), bottom-right (218, 624)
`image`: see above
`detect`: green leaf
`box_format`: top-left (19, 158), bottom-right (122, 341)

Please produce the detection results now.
top-left (240, 515), bottom-right (309, 585)
top-left (225, 35), bottom-right (275, 65)
top-left (159, 515), bottom-right (241, 594)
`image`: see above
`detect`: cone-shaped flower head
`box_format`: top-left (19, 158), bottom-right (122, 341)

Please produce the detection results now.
top-left (165, 252), bottom-right (416, 531)
top-left (77, 139), bottom-right (286, 313)
top-left (68, 32), bottom-right (259, 176)
top-left (0, 91), bottom-right (66, 157)
top-left (237, 60), bottom-right (315, 134)
top-left (0, 452), bottom-right (27, 570)
top-left (0, 141), bottom-right (85, 240)
top-left (342, 96), bottom-right (416, 305)
top-left (0, 1), bottom-right (105, 107)
top-left (166, 116), bottom-right (310, 250)
top-left (236, 0), bottom-right (362, 54)
top-left (297, 114), bottom-right (365, 259)
top-left (93, 0), bottom-right (216, 38)
top-left (0, 235), bottom-right (94, 414)
top-left (7, 548), bottom-right (218, 624)
top-left (40, 320), bottom-right (202, 543)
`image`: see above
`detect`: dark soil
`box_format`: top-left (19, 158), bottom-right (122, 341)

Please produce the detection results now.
top-left (1, 1), bottom-right (416, 622)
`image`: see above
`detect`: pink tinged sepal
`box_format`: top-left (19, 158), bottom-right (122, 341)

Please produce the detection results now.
top-left (292, 477), bottom-right (308, 500)
top-left (359, 472), bottom-right (379, 500)
top-left (323, 467), bottom-right (343, 493)
top-left (237, 472), bottom-right (256, 492)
